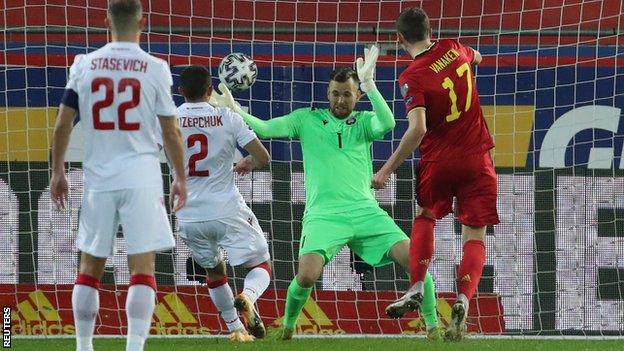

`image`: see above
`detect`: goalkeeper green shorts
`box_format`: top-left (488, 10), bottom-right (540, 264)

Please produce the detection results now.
top-left (299, 206), bottom-right (409, 267)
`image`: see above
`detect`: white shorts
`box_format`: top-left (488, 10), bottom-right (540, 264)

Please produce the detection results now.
top-left (77, 187), bottom-right (175, 257)
top-left (178, 205), bottom-right (270, 269)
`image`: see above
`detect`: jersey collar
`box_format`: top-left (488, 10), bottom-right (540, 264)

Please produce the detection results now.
top-left (412, 41), bottom-right (437, 58)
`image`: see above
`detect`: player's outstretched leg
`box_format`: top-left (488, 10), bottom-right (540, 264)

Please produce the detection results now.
top-left (421, 272), bottom-right (443, 341)
top-left (445, 226), bottom-right (486, 342)
top-left (234, 261), bottom-right (272, 339)
top-left (385, 284), bottom-right (422, 319)
top-left (206, 263), bottom-right (253, 342)
top-left (281, 253), bottom-right (323, 340)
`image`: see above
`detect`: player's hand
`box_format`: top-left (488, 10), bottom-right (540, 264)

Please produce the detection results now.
top-left (356, 45), bottom-right (379, 93)
top-left (234, 155), bottom-right (254, 176)
top-left (50, 172), bottom-right (69, 210)
top-left (372, 170), bottom-right (390, 190)
top-left (170, 178), bottom-right (187, 213)
top-left (209, 83), bottom-right (243, 114)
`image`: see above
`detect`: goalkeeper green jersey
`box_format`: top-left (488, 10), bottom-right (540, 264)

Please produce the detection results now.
top-left (240, 89), bottom-right (395, 215)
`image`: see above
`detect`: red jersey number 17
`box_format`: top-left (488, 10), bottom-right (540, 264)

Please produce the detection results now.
top-left (441, 62), bottom-right (473, 122)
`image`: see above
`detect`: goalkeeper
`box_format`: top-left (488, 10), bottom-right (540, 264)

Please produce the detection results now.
top-left (211, 46), bottom-right (440, 340)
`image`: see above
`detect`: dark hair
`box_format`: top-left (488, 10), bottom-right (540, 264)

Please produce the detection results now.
top-left (180, 66), bottom-right (212, 101)
top-left (330, 67), bottom-right (360, 83)
top-left (396, 7), bottom-right (430, 43)
top-left (107, 0), bottom-right (143, 33)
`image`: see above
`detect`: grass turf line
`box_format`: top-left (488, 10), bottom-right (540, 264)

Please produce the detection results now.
top-left (11, 338), bottom-right (624, 351)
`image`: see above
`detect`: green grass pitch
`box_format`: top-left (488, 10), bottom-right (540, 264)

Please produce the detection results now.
top-left (11, 338), bottom-right (624, 351)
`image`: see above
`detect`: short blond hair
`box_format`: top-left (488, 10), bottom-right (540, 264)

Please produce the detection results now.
top-left (107, 0), bottom-right (142, 34)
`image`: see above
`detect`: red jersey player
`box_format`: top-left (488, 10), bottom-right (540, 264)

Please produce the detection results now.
top-left (372, 8), bottom-right (499, 341)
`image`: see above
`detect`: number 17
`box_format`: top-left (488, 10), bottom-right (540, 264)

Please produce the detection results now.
top-left (441, 62), bottom-right (473, 122)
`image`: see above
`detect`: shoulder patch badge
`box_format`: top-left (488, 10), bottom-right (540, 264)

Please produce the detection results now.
top-left (400, 83), bottom-right (409, 98)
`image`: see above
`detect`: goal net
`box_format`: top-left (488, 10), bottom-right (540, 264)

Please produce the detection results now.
top-left (1, 0), bottom-right (623, 337)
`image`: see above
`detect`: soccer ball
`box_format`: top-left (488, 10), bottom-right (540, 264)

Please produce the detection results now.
top-left (218, 53), bottom-right (258, 91)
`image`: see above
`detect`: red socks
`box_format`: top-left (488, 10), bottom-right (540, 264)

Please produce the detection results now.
top-left (409, 216), bottom-right (436, 284)
top-left (457, 240), bottom-right (486, 301)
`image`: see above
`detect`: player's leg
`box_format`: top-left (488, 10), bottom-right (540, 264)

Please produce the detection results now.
top-left (408, 207), bottom-right (436, 294)
top-left (445, 152), bottom-right (500, 342)
top-left (205, 261), bottom-right (253, 342)
top-left (235, 260), bottom-right (271, 339)
top-left (282, 253), bottom-right (325, 340)
top-left (220, 207), bottom-right (271, 338)
top-left (120, 187), bottom-right (176, 351)
top-left (445, 225), bottom-right (486, 342)
top-left (73, 253), bottom-right (107, 351)
top-left (386, 240), bottom-right (440, 338)
top-left (282, 214), bottom-right (349, 340)
top-left (179, 220), bottom-right (252, 342)
top-left (73, 189), bottom-right (118, 351)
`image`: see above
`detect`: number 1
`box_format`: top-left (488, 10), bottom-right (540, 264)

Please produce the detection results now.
top-left (442, 62), bottom-right (473, 122)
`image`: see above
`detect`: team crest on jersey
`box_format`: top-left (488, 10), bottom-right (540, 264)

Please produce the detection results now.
top-left (400, 83), bottom-right (409, 98)
top-left (346, 117), bottom-right (357, 125)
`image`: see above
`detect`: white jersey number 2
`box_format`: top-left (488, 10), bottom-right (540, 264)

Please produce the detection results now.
top-left (187, 133), bottom-right (210, 177)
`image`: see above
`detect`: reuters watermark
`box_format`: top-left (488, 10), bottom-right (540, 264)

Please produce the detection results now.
top-left (2, 307), bottom-right (10, 348)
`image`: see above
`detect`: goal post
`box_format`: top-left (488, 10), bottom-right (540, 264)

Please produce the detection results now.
top-left (1, 0), bottom-right (623, 337)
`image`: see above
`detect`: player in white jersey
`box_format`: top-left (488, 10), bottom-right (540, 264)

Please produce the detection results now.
top-left (171, 66), bottom-right (272, 342)
top-left (49, 1), bottom-right (187, 351)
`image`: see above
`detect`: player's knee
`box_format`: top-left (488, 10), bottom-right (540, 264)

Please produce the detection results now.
top-left (206, 261), bottom-right (227, 281)
top-left (296, 273), bottom-right (318, 288)
top-left (461, 225), bottom-right (486, 242)
top-left (416, 207), bottom-right (435, 219)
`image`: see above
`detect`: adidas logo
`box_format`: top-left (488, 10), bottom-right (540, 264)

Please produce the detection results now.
top-left (418, 259), bottom-right (430, 266)
top-left (461, 274), bottom-right (472, 282)
top-left (12, 290), bottom-right (74, 335)
top-left (151, 293), bottom-right (210, 335)
top-left (274, 297), bottom-right (345, 335)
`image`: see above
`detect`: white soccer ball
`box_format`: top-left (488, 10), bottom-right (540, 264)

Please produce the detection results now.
top-left (218, 53), bottom-right (258, 91)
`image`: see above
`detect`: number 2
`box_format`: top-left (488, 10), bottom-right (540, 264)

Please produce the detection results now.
top-left (442, 62), bottom-right (473, 122)
top-left (91, 77), bottom-right (141, 130)
top-left (187, 134), bottom-right (210, 177)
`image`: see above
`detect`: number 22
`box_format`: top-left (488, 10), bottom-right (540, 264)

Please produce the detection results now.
top-left (441, 62), bottom-right (473, 122)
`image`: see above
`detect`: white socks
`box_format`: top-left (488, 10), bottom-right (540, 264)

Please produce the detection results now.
top-left (72, 284), bottom-right (99, 351)
top-left (126, 285), bottom-right (155, 351)
top-left (208, 282), bottom-right (245, 332)
top-left (242, 266), bottom-right (271, 303)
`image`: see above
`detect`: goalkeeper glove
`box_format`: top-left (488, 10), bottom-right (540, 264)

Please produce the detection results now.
top-left (356, 45), bottom-right (379, 93)
top-left (208, 82), bottom-right (243, 114)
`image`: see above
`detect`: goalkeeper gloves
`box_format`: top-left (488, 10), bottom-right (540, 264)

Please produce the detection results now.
top-left (208, 82), bottom-right (243, 114)
top-left (356, 44), bottom-right (379, 93)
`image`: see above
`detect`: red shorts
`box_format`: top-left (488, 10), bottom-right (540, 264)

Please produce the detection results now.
top-left (417, 152), bottom-right (500, 227)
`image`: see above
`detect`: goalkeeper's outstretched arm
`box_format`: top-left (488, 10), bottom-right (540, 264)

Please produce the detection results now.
top-left (209, 82), bottom-right (293, 139)
top-left (237, 110), bottom-right (292, 139)
top-left (367, 88), bottom-right (396, 137)
top-left (355, 45), bottom-right (395, 138)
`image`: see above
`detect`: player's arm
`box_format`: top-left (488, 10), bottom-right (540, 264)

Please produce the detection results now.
top-left (372, 107), bottom-right (427, 189)
top-left (367, 89), bottom-right (396, 138)
top-left (235, 138), bottom-right (271, 176)
top-left (210, 82), bottom-right (294, 139)
top-left (50, 102), bottom-right (78, 209)
top-left (159, 116), bottom-right (187, 211)
top-left (356, 45), bottom-right (396, 138)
